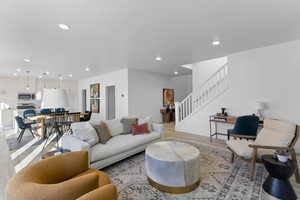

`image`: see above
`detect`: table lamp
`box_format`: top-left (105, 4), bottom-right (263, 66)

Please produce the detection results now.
top-left (255, 101), bottom-right (266, 120)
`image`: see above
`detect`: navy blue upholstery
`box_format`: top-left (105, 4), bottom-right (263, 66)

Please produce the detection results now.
top-left (55, 108), bottom-right (65, 113)
top-left (40, 109), bottom-right (52, 115)
top-left (15, 116), bottom-right (36, 143)
top-left (23, 110), bottom-right (36, 118)
top-left (227, 115), bottom-right (259, 140)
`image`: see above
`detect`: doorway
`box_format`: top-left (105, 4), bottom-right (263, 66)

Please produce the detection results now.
top-left (106, 86), bottom-right (116, 120)
top-left (81, 89), bottom-right (87, 112)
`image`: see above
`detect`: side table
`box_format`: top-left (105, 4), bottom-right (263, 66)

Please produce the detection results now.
top-left (262, 155), bottom-right (297, 200)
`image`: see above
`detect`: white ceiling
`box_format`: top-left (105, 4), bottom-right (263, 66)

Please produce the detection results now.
top-left (1, 0), bottom-right (300, 79)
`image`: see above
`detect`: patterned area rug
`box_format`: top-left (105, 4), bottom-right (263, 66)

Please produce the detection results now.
top-left (103, 141), bottom-right (268, 200)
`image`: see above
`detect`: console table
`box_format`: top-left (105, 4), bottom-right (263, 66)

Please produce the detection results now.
top-left (209, 115), bottom-right (236, 142)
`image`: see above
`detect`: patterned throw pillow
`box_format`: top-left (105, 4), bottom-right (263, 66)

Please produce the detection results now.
top-left (132, 123), bottom-right (150, 135)
top-left (120, 118), bottom-right (138, 134)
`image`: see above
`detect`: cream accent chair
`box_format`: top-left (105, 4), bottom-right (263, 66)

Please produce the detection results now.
top-left (227, 118), bottom-right (300, 181)
top-left (5, 151), bottom-right (117, 200)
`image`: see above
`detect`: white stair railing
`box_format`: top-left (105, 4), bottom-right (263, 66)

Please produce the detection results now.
top-left (175, 63), bottom-right (229, 124)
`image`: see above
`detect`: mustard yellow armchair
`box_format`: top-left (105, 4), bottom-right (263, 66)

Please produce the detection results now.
top-left (5, 151), bottom-right (117, 200)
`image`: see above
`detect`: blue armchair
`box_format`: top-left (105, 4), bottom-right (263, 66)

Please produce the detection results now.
top-left (227, 115), bottom-right (259, 140)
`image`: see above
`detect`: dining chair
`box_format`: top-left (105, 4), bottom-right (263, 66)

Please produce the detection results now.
top-left (227, 115), bottom-right (259, 140)
top-left (40, 108), bottom-right (52, 115)
top-left (80, 111), bottom-right (92, 122)
top-left (23, 109), bottom-right (36, 119)
top-left (15, 116), bottom-right (36, 143)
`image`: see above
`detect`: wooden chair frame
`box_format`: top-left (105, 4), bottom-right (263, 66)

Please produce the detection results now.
top-left (227, 125), bottom-right (300, 183)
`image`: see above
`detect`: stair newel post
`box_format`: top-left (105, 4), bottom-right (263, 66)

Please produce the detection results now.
top-left (175, 102), bottom-right (180, 124)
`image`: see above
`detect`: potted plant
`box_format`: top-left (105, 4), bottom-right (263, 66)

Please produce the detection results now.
top-left (275, 150), bottom-right (289, 163)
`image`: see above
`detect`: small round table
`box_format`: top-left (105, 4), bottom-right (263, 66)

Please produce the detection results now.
top-left (262, 155), bottom-right (297, 200)
top-left (145, 141), bottom-right (201, 194)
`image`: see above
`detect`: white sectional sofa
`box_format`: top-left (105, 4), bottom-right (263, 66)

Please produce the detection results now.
top-left (59, 118), bottom-right (163, 169)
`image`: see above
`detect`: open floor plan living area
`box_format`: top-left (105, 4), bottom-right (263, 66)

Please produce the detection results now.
top-left (1, 1), bottom-right (300, 200)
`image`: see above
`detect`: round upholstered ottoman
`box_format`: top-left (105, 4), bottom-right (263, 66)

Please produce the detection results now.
top-left (145, 141), bottom-right (201, 194)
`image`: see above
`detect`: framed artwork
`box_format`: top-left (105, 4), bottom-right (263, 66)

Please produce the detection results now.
top-left (90, 83), bottom-right (100, 98)
top-left (90, 99), bottom-right (100, 113)
top-left (163, 88), bottom-right (174, 106)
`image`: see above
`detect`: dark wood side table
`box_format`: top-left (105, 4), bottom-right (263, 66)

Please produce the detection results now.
top-left (262, 155), bottom-right (297, 200)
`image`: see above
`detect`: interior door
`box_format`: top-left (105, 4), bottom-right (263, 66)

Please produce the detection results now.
top-left (106, 86), bottom-right (116, 120)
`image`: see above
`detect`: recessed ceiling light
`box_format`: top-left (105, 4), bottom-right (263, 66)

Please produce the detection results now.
top-left (174, 71), bottom-right (178, 75)
top-left (85, 67), bottom-right (90, 72)
top-left (45, 71), bottom-right (50, 75)
top-left (58, 24), bottom-right (70, 30)
top-left (13, 72), bottom-right (18, 76)
top-left (38, 75), bottom-right (43, 79)
top-left (24, 58), bottom-right (31, 62)
top-left (16, 68), bottom-right (21, 72)
top-left (212, 40), bottom-right (221, 46)
top-left (155, 56), bottom-right (162, 61)
top-left (68, 74), bottom-right (73, 77)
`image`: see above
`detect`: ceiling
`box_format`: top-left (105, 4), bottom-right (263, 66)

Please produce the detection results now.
top-left (1, 0), bottom-right (300, 80)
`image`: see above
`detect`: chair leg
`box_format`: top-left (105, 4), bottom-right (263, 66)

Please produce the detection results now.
top-left (29, 128), bottom-right (35, 138)
top-left (17, 129), bottom-right (25, 143)
top-left (231, 152), bottom-right (235, 163)
top-left (290, 148), bottom-right (300, 183)
top-left (250, 148), bottom-right (258, 181)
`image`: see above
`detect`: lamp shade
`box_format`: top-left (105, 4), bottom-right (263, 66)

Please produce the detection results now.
top-left (255, 101), bottom-right (265, 110)
top-left (41, 88), bottom-right (68, 109)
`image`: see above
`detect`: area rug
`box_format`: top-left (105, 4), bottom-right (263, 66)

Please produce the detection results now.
top-left (103, 141), bottom-right (268, 200)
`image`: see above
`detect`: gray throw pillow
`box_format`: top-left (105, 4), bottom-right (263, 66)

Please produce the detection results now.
top-left (91, 122), bottom-right (112, 144)
top-left (120, 118), bottom-right (138, 134)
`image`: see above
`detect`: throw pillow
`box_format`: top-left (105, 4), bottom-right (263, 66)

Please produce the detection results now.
top-left (120, 117), bottom-right (138, 134)
top-left (98, 122), bottom-right (112, 144)
top-left (103, 119), bottom-right (123, 136)
top-left (132, 123), bottom-right (150, 135)
top-left (138, 116), bottom-right (152, 132)
top-left (71, 122), bottom-right (99, 146)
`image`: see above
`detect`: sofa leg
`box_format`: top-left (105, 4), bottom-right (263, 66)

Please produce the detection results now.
top-left (250, 148), bottom-right (257, 181)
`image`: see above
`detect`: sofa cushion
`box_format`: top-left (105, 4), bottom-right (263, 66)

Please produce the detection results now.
top-left (120, 117), bottom-right (138, 134)
top-left (264, 119), bottom-right (296, 134)
top-left (103, 119), bottom-right (123, 136)
top-left (226, 140), bottom-right (273, 159)
top-left (90, 132), bottom-right (161, 163)
top-left (71, 122), bottom-right (99, 146)
top-left (254, 119), bottom-right (296, 147)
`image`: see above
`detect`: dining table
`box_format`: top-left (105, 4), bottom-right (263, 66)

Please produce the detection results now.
top-left (27, 112), bottom-right (87, 139)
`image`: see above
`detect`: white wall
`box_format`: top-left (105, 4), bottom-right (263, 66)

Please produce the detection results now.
top-left (78, 69), bottom-right (129, 121)
top-left (0, 76), bottom-right (78, 110)
top-left (192, 56), bottom-right (227, 91)
top-left (128, 69), bottom-right (173, 123)
top-left (170, 74), bottom-right (192, 102)
top-left (177, 40), bottom-right (300, 151)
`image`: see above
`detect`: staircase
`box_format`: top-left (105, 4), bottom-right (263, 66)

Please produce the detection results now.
top-left (175, 63), bottom-right (229, 125)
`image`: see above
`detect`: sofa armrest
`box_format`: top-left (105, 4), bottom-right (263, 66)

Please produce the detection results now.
top-left (59, 135), bottom-right (91, 152)
top-left (152, 123), bottom-right (164, 134)
top-left (76, 184), bottom-right (118, 200)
